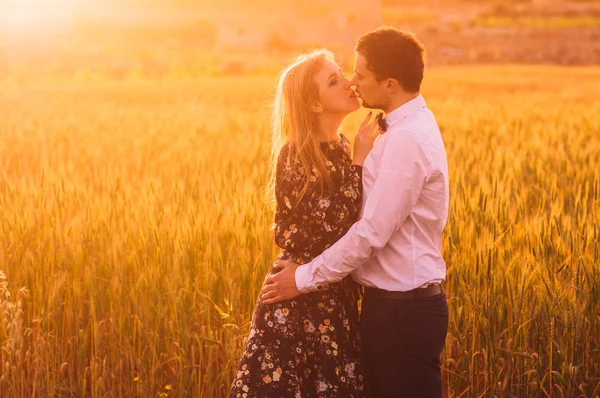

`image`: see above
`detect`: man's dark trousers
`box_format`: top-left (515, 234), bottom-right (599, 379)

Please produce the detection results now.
top-left (360, 289), bottom-right (448, 398)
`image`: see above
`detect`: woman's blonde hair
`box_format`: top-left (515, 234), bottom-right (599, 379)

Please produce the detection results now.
top-left (268, 49), bottom-right (336, 206)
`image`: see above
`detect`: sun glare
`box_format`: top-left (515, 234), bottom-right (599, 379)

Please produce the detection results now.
top-left (0, 0), bottom-right (88, 35)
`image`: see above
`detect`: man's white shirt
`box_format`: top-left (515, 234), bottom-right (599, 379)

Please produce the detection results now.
top-left (295, 94), bottom-right (449, 293)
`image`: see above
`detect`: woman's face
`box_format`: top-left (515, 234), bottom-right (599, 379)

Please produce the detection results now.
top-left (313, 59), bottom-right (360, 115)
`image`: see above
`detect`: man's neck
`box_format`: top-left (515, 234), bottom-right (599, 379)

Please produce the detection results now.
top-left (383, 92), bottom-right (420, 115)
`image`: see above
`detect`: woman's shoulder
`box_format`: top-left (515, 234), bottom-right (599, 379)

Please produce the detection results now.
top-left (338, 133), bottom-right (352, 153)
top-left (276, 142), bottom-right (315, 182)
top-left (276, 142), bottom-right (301, 173)
top-left (277, 142), bottom-right (294, 164)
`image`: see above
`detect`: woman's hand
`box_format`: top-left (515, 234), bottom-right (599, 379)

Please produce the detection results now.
top-left (352, 111), bottom-right (382, 166)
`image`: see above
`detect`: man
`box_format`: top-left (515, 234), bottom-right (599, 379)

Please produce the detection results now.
top-left (261, 27), bottom-right (449, 398)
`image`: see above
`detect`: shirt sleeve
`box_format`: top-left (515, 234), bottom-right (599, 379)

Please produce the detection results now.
top-left (274, 144), bottom-right (363, 255)
top-left (294, 131), bottom-right (434, 293)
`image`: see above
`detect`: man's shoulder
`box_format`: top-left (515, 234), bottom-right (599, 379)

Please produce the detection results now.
top-left (388, 116), bottom-right (435, 144)
top-left (391, 110), bottom-right (440, 142)
top-left (384, 111), bottom-right (445, 164)
top-left (402, 107), bottom-right (438, 131)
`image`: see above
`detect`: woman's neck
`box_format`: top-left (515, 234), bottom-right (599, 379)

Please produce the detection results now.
top-left (315, 113), bottom-right (345, 142)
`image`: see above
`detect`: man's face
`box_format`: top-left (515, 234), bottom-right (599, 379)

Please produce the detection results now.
top-left (350, 52), bottom-right (387, 110)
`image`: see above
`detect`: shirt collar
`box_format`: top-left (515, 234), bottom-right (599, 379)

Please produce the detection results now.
top-left (384, 94), bottom-right (426, 129)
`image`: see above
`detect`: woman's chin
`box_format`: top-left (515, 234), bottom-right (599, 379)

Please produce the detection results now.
top-left (335, 102), bottom-right (361, 117)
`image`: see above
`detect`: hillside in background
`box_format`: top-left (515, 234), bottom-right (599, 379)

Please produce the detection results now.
top-left (0, 0), bottom-right (599, 82)
top-left (384, 0), bottom-right (600, 65)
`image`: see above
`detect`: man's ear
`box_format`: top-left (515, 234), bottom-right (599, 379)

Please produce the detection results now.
top-left (385, 78), bottom-right (400, 94)
top-left (311, 102), bottom-right (323, 114)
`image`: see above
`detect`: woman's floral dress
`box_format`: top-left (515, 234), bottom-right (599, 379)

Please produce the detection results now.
top-left (229, 134), bottom-right (366, 398)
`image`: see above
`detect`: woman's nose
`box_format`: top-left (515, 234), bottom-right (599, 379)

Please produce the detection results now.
top-left (342, 77), bottom-right (352, 89)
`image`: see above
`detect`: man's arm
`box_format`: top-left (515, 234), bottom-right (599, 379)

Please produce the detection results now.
top-left (296, 130), bottom-right (433, 293)
top-left (261, 131), bottom-right (434, 303)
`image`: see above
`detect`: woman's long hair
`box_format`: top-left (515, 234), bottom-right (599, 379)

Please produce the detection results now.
top-left (268, 49), bottom-right (335, 206)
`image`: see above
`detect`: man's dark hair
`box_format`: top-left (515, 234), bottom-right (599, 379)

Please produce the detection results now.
top-left (355, 27), bottom-right (426, 92)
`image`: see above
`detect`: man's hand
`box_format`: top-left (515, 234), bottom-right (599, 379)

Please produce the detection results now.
top-left (260, 259), bottom-right (302, 304)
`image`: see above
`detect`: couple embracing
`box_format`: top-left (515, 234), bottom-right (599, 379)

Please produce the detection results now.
top-left (230, 26), bottom-right (449, 398)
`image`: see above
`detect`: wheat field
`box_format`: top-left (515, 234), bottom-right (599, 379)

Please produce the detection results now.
top-left (1, 66), bottom-right (599, 397)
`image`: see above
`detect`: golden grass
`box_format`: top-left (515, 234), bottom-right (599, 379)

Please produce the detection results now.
top-left (382, 8), bottom-right (438, 26)
top-left (0, 66), bottom-right (599, 397)
top-left (474, 16), bottom-right (600, 28)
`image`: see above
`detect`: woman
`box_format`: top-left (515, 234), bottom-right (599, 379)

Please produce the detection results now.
top-left (229, 49), bottom-right (380, 398)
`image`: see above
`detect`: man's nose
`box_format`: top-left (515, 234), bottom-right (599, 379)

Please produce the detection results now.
top-left (349, 75), bottom-right (358, 87)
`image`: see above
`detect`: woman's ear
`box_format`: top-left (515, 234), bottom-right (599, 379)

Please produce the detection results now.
top-left (311, 102), bottom-right (323, 114)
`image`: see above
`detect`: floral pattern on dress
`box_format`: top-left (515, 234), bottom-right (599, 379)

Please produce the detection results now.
top-left (229, 134), bottom-right (366, 398)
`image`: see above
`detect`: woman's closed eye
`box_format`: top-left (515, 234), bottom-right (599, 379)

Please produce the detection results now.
top-left (330, 72), bottom-right (348, 86)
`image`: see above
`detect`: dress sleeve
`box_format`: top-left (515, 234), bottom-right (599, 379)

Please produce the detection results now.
top-left (274, 142), bottom-right (363, 254)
